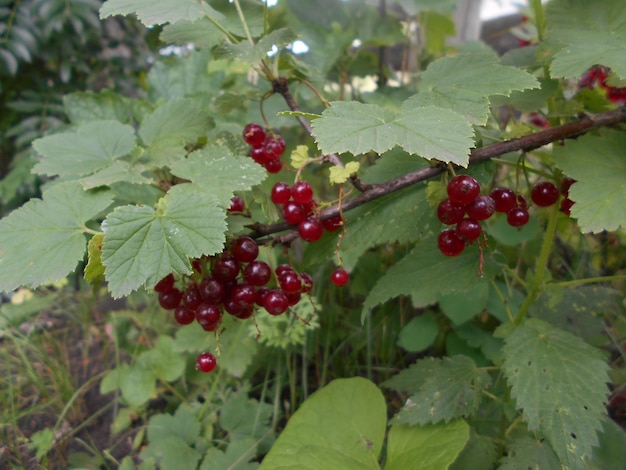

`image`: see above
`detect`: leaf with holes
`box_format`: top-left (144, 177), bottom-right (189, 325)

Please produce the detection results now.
top-left (0, 182), bottom-right (113, 292)
top-left (101, 184), bottom-right (226, 298)
top-left (383, 355), bottom-right (492, 425)
top-left (500, 318), bottom-right (610, 470)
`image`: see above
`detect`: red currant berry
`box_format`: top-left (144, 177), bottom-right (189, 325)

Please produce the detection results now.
top-left (279, 271), bottom-right (302, 294)
top-left (466, 195), bottom-right (495, 221)
top-left (437, 198), bottom-right (466, 225)
top-left (437, 229), bottom-right (465, 256)
top-left (560, 177), bottom-right (576, 196)
top-left (264, 289), bottom-right (289, 316)
top-left (223, 297), bottom-right (243, 316)
top-left (298, 217), bottom-right (324, 242)
top-left (489, 187), bottom-right (516, 213)
top-left (291, 181), bottom-right (314, 203)
top-left (456, 218), bottom-right (482, 242)
top-left (531, 182), bottom-right (559, 207)
top-left (255, 286), bottom-right (271, 306)
top-left (282, 201), bottom-right (306, 225)
top-left (264, 135), bottom-right (286, 160)
top-left (285, 291), bottom-right (301, 306)
top-left (230, 283), bottom-right (257, 310)
top-left (228, 196), bottom-right (245, 213)
top-left (212, 256), bottom-right (240, 283)
top-left (275, 264), bottom-right (296, 277)
top-left (507, 207), bottom-right (530, 227)
top-left (264, 158), bottom-right (283, 174)
top-left (195, 303), bottom-right (222, 329)
top-left (233, 305), bottom-right (254, 319)
top-left (322, 214), bottom-right (343, 232)
top-left (182, 284), bottom-right (202, 309)
top-left (529, 112), bottom-right (550, 129)
top-left (195, 352), bottom-right (217, 373)
top-left (300, 272), bottom-right (313, 293)
top-left (331, 268), bottom-right (350, 286)
top-left (249, 146), bottom-right (269, 164)
top-left (231, 236), bottom-right (259, 263)
top-left (199, 277), bottom-right (225, 304)
top-left (158, 288), bottom-right (183, 310)
top-left (271, 182), bottom-right (292, 205)
top-left (243, 123), bottom-right (267, 147)
top-left (174, 306), bottom-right (196, 325)
top-left (447, 175), bottom-right (480, 205)
top-left (243, 260), bottom-right (272, 286)
top-left (154, 273), bottom-right (175, 293)
top-left (560, 198), bottom-right (574, 216)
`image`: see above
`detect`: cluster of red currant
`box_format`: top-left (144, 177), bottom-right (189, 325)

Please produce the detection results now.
top-left (437, 175), bottom-right (564, 257)
top-left (578, 66), bottom-right (626, 105)
top-left (559, 177), bottom-right (576, 216)
top-left (243, 123), bottom-right (286, 174)
top-left (154, 236), bottom-right (314, 372)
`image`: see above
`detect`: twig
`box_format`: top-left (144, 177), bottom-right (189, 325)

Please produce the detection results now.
top-left (250, 106), bottom-right (626, 243)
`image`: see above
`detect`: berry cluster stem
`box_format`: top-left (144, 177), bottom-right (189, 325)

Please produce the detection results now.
top-left (514, 201), bottom-right (560, 324)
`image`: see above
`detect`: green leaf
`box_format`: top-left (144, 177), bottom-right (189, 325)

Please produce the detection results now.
top-left (386, 421), bottom-right (470, 470)
top-left (397, 313), bottom-right (439, 353)
top-left (220, 390), bottom-right (273, 445)
top-left (141, 335), bottom-right (186, 382)
top-left (449, 431), bottom-right (499, 470)
top-left (590, 417), bottom-right (626, 469)
top-left (79, 159), bottom-right (153, 190)
top-left (160, 18), bottom-right (225, 49)
top-left (170, 145), bottom-right (267, 206)
top-left (201, 438), bottom-right (259, 470)
top-left (406, 47), bottom-right (539, 124)
top-left (140, 436), bottom-right (201, 470)
top-left (214, 28), bottom-right (298, 66)
top-left (260, 377), bottom-right (386, 470)
top-left (85, 233), bottom-right (105, 289)
top-left (312, 101), bottom-right (474, 166)
top-left (498, 435), bottom-right (561, 469)
top-left (147, 50), bottom-right (214, 100)
top-left (138, 97), bottom-right (212, 147)
top-left (363, 239), bottom-right (491, 311)
top-left (0, 183), bottom-right (113, 292)
top-left (119, 363), bottom-right (156, 407)
top-left (329, 161), bottom-right (360, 184)
top-left (101, 184), bottom-right (226, 298)
top-left (501, 318), bottom-right (610, 469)
top-left (100, 0), bottom-right (224, 26)
top-left (552, 130), bottom-right (626, 233)
top-left (439, 282), bottom-right (490, 325)
top-left (32, 120), bottom-right (136, 178)
top-left (147, 404), bottom-right (201, 446)
top-left (28, 428), bottom-right (55, 460)
top-left (384, 356), bottom-right (492, 425)
top-left (546, 0), bottom-right (626, 80)
top-left (63, 90), bottom-right (132, 125)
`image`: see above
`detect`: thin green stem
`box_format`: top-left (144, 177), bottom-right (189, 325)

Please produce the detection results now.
top-left (232, 0), bottom-right (255, 44)
top-left (555, 274), bottom-right (626, 288)
top-left (531, 0), bottom-right (546, 42)
top-left (490, 281), bottom-right (516, 324)
top-left (514, 202), bottom-right (560, 324)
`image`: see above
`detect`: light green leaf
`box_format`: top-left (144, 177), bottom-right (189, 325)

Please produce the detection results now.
top-left (32, 120), bottom-right (136, 177)
top-left (101, 184), bottom-right (226, 298)
top-left (140, 436), bottom-right (201, 470)
top-left (214, 28), bottom-right (298, 65)
top-left (363, 239), bottom-right (491, 311)
top-left (160, 18), bottom-right (226, 49)
top-left (384, 356), bottom-right (492, 425)
top-left (312, 101), bottom-right (474, 166)
top-left (501, 318), bottom-right (610, 470)
top-left (170, 145), bottom-right (267, 206)
top-left (329, 161), bottom-right (361, 184)
top-left (28, 428), bottom-right (55, 460)
top-left (138, 97), bottom-right (212, 146)
top-left (290, 144), bottom-right (311, 169)
top-left (63, 90), bottom-right (131, 125)
top-left (147, 50), bottom-right (213, 100)
top-left (220, 390), bottom-right (273, 445)
top-left (85, 233), bottom-right (105, 288)
top-left (0, 183), bottom-right (113, 292)
top-left (260, 377), bottom-right (386, 470)
top-left (119, 363), bottom-right (156, 407)
top-left (397, 313), bottom-right (439, 353)
top-left (552, 130), bottom-right (626, 233)
top-left (406, 48), bottom-right (539, 124)
top-left (100, 0), bottom-right (224, 26)
top-left (147, 404), bottom-right (201, 446)
top-left (498, 435), bottom-right (561, 469)
top-left (546, 0), bottom-right (626, 80)
top-left (201, 438), bottom-right (259, 470)
top-left (142, 335), bottom-right (186, 382)
top-left (79, 160), bottom-right (152, 190)
top-left (386, 421), bottom-right (470, 470)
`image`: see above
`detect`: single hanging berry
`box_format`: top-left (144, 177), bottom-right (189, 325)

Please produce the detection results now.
top-left (531, 181), bottom-right (559, 207)
top-left (507, 207), bottom-right (530, 228)
top-left (437, 229), bottom-right (465, 257)
top-left (447, 175), bottom-right (480, 205)
top-left (196, 352), bottom-right (217, 373)
top-left (331, 268), bottom-right (350, 286)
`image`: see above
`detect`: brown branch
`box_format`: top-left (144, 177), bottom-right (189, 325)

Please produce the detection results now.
top-left (247, 107), bottom-right (626, 244)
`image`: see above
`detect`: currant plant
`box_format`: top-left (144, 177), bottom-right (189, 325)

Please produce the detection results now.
top-left (1, 0), bottom-right (626, 468)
